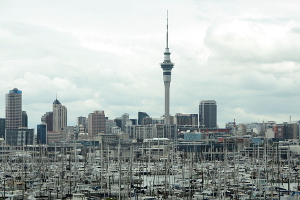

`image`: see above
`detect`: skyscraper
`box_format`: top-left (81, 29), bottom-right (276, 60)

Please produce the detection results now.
top-left (160, 14), bottom-right (174, 125)
top-left (37, 123), bottom-right (47, 144)
top-left (52, 99), bottom-right (67, 132)
top-left (5, 88), bottom-right (22, 129)
top-left (199, 100), bottom-right (217, 128)
top-left (88, 110), bottom-right (106, 137)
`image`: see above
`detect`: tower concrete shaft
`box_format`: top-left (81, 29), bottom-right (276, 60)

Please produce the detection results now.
top-left (160, 14), bottom-right (174, 124)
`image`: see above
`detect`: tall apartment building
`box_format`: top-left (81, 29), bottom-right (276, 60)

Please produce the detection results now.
top-left (5, 88), bottom-right (22, 129)
top-left (199, 100), bottom-right (217, 128)
top-left (53, 99), bottom-right (67, 132)
top-left (88, 110), bottom-right (106, 137)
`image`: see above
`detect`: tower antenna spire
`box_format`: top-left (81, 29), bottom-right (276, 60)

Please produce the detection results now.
top-left (166, 10), bottom-right (169, 49)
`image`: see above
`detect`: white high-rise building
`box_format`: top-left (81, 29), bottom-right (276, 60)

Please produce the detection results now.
top-left (53, 99), bottom-right (67, 132)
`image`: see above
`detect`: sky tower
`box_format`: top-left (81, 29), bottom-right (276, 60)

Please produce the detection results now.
top-left (160, 13), bottom-right (174, 125)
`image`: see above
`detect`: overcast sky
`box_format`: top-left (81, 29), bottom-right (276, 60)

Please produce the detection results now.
top-left (1, 0), bottom-right (300, 129)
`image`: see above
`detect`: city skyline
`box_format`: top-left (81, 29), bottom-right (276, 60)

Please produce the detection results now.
top-left (0, 1), bottom-right (300, 128)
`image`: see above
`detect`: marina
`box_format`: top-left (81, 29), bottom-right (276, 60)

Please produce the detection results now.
top-left (0, 140), bottom-right (300, 200)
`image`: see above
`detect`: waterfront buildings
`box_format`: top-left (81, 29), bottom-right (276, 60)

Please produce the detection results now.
top-left (183, 132), bottom-right (202, 141)
top-left (175, 113), bottom-right (198, 126)
top-left (6, 128), bottom-right (34, 146)
top-left (126, 124), bottom-right (177, 140)
top-left (199, 100), bottom-right (217, 128)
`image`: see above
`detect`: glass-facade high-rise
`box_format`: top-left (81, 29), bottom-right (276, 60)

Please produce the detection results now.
top-left (199, 100), bottom-right (217, 128)
top-left (37, 124), bottom-right (47, 144)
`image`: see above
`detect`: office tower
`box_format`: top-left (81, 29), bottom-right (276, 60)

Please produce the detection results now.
top-left (5, 88), bottom-right (22, 129)
top-left (37, 123), bottom-right (47, 144)
top-left (175, 113), bottom-right (198, 126)
top-left (53, 99), bottom-right (67, 132)
top-left (199, 100), bottom-right (217, 128)
top-left (160, 15), bottom-right (174, 124)
top-left (6, 128), bottom-right (34, 146)
top-left (41, 112), bottom-right (53, 132)
top-left (88, 110), bottom-right (106, 137)
top-left (22, 111), bottom-right (28, 127)
top-left (0, 118), bottom-right (5, 138)
top-left (138, 112), bottom-right (149, 125)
